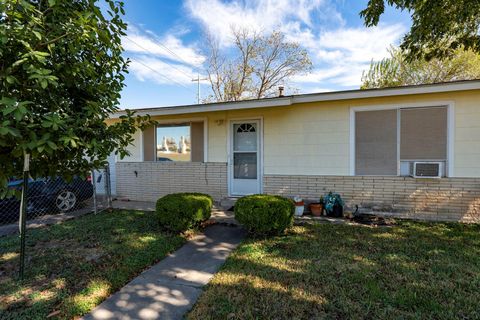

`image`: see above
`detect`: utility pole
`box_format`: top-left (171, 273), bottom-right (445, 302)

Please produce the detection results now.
top-left (191, 74), bottom-right (207, 104)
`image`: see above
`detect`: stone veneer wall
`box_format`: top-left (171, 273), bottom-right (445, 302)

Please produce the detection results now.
top-left (264, 175), bottom-right (480, 223)
top-left (116, 162), bottom-right (228, 202)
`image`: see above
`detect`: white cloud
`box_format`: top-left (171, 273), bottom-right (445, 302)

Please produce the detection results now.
top-left (123, 25), bottom-right (206, 67)
top-left (122, 25), bottom-right (207, 87)
top-left (184, 0), bottom-right (342, 47)
top-left (292, 24), bottom-right (406, 87)
top-left (317, 24), bottom-right (406, 63)
top-left (121, 1), bottom-right (407, 94)
top-left (129, 55), bottom-right (198, 86)
top-left (301, 86), bottom-right (334, 93)
top-left (328, 64), bottom-right (371, 87)
top-left (281, 21), bottom-right (317, 48)
top-left (184, 0), bottom-right (406, 90)
top-left (292, 65), bottom-right (347, 83)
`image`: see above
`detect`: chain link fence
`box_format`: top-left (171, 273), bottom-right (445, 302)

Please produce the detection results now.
top-left (0, 165), bottom-right (112, 233)
top-left (91, 165), bottom-right (113, 214)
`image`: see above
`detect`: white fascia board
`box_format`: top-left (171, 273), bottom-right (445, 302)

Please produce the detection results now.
top-left (112, 97), bottom-right (292, 118)
top-left (292, 81), bottom-right (480, 104)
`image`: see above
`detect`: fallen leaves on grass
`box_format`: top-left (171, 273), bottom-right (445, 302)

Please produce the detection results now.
top-left (0, 210), bottom-right (185, 319)
top-left (188, 222), bottom-right (480, 319)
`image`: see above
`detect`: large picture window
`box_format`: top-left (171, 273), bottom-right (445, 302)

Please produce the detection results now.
top-left (142, 121), bottom-right (205, 162)
top-left (156, 123), bottom-right (191, 162)
top-left (355, 106), bottom-right (448, 176)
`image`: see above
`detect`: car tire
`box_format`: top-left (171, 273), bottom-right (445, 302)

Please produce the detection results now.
top-left (55, 189), bottom-right (77, 212)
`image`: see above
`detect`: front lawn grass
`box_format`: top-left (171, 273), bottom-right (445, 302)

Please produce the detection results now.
top-left (188, 221), bottom-right (480, 319)
top-left (0, 209), bottom-right (185, 319)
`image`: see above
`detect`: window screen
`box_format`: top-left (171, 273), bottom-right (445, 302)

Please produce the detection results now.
top-left (400, 107), bottom-right (447, 160)
top-left (355, 110), bottom-right (398, 175)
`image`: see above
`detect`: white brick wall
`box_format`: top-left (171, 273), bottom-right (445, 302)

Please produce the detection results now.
top-left (116, 162), bottom-right (228, 202)
top-left (264, 175), bottom-right (480, 223)
top-left (115, 162), bottom-right (480, 222)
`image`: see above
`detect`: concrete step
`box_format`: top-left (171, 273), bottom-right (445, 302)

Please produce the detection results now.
top-left (218, 197), bottom-right (238, 211)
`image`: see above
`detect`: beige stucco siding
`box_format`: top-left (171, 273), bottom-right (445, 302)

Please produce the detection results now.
top-left (117, 89), bottom-right (480, 178)
top-left (262, 104), bottom-right (350, 175)
top-left (453, 92), bottom-right (480, 177)
top-left (207, 116), bottom-right (228, 162)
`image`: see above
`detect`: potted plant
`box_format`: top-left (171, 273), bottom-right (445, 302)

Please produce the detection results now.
top-left (324, 192), bottom-right (344, 217)
top-left (293, 196), bottom-right (305, 217)
top-left (309, 196), bottom-right (324, 216)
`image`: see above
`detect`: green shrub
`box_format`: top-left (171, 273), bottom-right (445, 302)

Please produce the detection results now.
top-left (156, 193), bottom-right (213, 232)
top-left (235, 194), bottom-right (295, 235)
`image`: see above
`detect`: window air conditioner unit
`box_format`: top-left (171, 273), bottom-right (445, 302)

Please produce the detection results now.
top-left (412, 162), bottom-right (442, 178)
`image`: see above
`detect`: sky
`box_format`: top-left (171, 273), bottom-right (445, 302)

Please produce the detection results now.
top-left (116, 0), bottom-right (412, 109)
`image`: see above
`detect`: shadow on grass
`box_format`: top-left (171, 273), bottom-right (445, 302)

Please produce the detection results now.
top-left (188, 221), bottom-right (480, 320)
top-left (0, 210), bottom-right (185, 319)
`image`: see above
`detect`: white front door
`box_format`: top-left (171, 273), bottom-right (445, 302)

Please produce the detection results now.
top-left (229, 120), bottom-right (261, 196)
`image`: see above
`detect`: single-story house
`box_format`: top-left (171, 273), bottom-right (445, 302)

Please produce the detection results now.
top-left (108, 80), bottom-right (480, 222)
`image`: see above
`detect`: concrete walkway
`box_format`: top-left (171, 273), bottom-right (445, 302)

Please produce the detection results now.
top-left (83, 224), bottom-right (245, 320)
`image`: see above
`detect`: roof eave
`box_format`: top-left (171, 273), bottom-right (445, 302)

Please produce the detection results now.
top-left (111, 80), bottom-right (480, 118)
top-left (293, 80), bottom-right (480, 104)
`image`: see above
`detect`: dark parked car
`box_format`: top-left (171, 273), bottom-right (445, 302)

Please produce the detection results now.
top-left (0, 176), bottom-right (93, 225)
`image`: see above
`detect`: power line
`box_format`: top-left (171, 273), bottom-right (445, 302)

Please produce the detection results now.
top-left (125, 32), bottom-right (205, 74)
top-left (145, 37), bottom-right (204, 74)
top-left (124, 35), bottom-right (209, 102)
top-left (132, 58), bottom-right (196, 93)
top-left (124, 36), bottom-right (195, 80)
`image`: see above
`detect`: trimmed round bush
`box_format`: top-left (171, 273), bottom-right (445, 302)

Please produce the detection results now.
top-left (156, 193), bottom-right (213, 232)
top-left (235, 194), bottom-right (295, 235)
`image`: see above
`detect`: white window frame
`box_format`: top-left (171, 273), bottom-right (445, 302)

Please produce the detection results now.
top-left (349, 101), bottom-right (455, 177)
top-left (145, 117), bottom-right (208, 162)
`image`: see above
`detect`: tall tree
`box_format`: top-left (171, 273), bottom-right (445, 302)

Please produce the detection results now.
top-left (0, 0), bottom-right (149, 197)
top-left (361, 47), bottom-right (480, 89)
top-left (361, 0), bottom-right (480, 60)
top-left (206, 28), bottom-right (312, 102)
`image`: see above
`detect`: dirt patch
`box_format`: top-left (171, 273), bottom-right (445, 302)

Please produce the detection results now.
top-left (350, 214), bottom-right (396, 226)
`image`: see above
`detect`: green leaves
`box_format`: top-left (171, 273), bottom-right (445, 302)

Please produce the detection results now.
top-left (361, 46), bottom-right (480, 89)
top-left (32, 30), bottom-right (42, 40)
top-left (47, 141), bottom-right (57, 150)
top-left (0, 97), bottom-right (16, 107)
top-left (361, 0), bottom-right (480, 60)
top-left (0, 0), bottom-right (149, 198)
top-left (0, 121), bottom-right (21, 137)
top-left (1, 98), bottom-right (31, 121)
top-left (41, 113), bottom-right (63, 130)
top-left (5, 76), bottom-right (16, 84)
